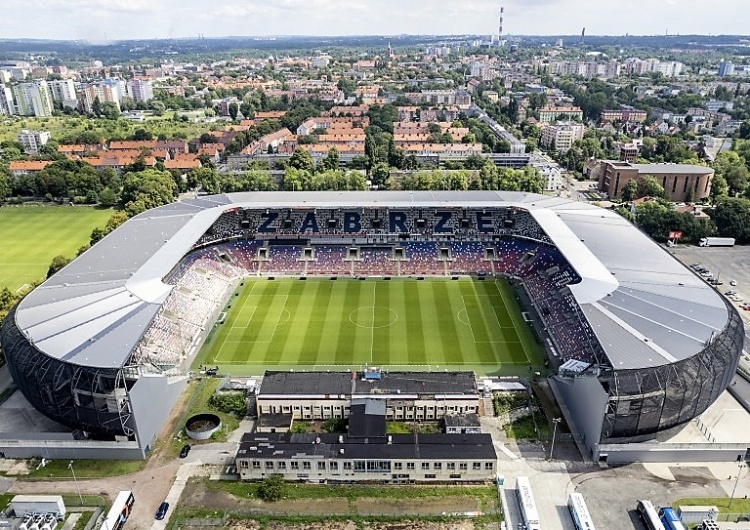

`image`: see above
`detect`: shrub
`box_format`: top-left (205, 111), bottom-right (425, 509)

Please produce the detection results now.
top-left (208, 391), bottom-right (247, 416)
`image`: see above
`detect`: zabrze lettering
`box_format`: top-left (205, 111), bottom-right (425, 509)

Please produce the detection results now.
top-left (235, 210), bottom-right (506, 234)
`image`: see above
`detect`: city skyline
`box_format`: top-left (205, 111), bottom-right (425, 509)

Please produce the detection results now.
top-left (1, 0), bottom-right (748, 42)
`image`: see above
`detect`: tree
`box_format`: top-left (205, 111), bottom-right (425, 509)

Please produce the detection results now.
top-left (318, 148), bottom-right (340, 172)
top-left (710, 174), bottom-right (729, 202)
top-left (370, 162), bottom-right (390, 188)
top-left (288, 148), bottom-right (315, 173)
top-left (132, 128), bottom-right (153, 141)
top-left (120, 169), bottom-right (177, 214)
top-left (710, 197), bottom-right (750, 243)
top-left (636, 176), bottom-right (667, 199)
top-left (257, 475), bottom-right (285, 502)
top-left (621, 180), bottom-right (638, 202)
top-left (47, 255), bottom-right (71, 279)
top-left (0, 172), bottom-right (9, 202)
top-left (228, 102), bottom-right (239, 121)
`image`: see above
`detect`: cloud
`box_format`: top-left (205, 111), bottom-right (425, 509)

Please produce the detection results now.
top-left (0, 0), bottom-right (746, 40)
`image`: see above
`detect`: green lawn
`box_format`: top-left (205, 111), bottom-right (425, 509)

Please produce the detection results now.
top-left (0, 114), bottom-right (217, 145)
top-left (196, 277), bottom-right (543, 376)
top-left (0, 205), bottom-right (111, 291)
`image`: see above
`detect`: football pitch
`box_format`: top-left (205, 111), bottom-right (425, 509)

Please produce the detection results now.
top-left (0, 206), bottom-right (112, 292)
top-left (200, 277), bottom-right (544, 376)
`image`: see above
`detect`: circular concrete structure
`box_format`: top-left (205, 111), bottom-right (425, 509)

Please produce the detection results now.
top-left (185, 413), bottom-right (222, 440)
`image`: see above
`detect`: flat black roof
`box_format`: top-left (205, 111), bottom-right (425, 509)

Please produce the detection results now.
top-left (258, 371), bottom-right (478, 396)
top-left (259, 371), bottom-right (353, 396)
top-left (444, 413), bottom-right (481, 427)
top-left (236, 432), bottom-right (497, 461)
top-left (258, 414), bottom-right (294, 428)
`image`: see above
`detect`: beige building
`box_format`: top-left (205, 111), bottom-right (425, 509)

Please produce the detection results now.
top-left (237, 399), bottom-right (496, 484)
top-left (256, 371), bottom-right (480, 421)
top-left (596, 160), bottom-right (714, 202)
top-left (540, 123), bottom-right (584, 153)
top-left (539, 106), bottom-right (583, 123)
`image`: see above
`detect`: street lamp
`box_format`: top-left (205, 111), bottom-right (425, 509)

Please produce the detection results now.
top-left (549, 418), bottom-right (562, 460)
top-left (68, 461), bottom-right (83, 506)
top-left (729, 462), bottom-right (746, 510)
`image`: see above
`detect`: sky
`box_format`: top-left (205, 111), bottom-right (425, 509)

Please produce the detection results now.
top-left (1, 0), bottom-right (747, 42)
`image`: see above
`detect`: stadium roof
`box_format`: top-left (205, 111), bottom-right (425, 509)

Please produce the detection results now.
top-left (12, 191), bottom-right (729, 371)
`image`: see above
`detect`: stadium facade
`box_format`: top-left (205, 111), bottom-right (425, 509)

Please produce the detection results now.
top-left (0, 191), bottom-right (742, 459)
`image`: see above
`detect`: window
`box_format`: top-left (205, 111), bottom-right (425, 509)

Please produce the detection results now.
top-left (447, 463), bottom-right (456, 470)
top-left (485, 462), bottom-right (493, 470)
top-left (473, 462), bottom-right (481, 470)
top-left (278, 461), bottom-right (286, 470)
top-left (407, 462), bottom-right (415, 470)
top-left (343, 462), bottom-right (352, 470)
top-left (241, 461), bottom-right (249, 469)
top-left (434, 462), bottom-right (442, 470)
top-left (394, 462), bottom-right (402, 470)
top-left (459, 463), bottom-right (468, 471)
top-left (303, 461), bottom-right (311, 470)
top-left (330, 461), bottom-right (338, 471)
top-left (421, 462), bottom-right (430, 470)
top-left (252, 461), bottom-right (260, 469)
top-left (425, 474), bottom-right (436, 479)
top-left (291, 461), bottom-right (299, 470)
top-left (265, 461), bottom-right (274, 470)
top-left (317, 462), bottom-right (326, 471)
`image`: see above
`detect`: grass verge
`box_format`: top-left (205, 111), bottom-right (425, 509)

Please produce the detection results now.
top-left (25, 459), bottom-right (145, 480)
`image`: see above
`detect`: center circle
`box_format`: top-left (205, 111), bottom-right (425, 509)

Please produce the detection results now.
top-left (349, 306), bottom-right (399, 329)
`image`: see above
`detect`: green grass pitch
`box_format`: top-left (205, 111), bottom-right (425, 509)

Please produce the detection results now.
top-left (0, 205), bottom-right (112, 292)
top-left (199, 277), bottom-right (545, 376)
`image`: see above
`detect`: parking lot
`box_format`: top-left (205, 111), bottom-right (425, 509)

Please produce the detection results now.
top-left (672, 245), bottom-right (750, 369)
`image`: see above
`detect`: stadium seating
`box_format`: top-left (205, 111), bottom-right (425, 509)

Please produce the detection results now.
top-left (149, 206), bottom-right (606, 366)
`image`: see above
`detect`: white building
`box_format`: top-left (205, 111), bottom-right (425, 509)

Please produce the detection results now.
top-left (540, 122), bottom-right (585, 153)
top-left (0, 84), bottom-right (14, 115)
top-left (126, 79), bottom-right (154, 103)
top-left (48, 79), bottom-right (78, 108)
top-left (535, 162), bottom-right (564, 191)
top-left (11, 80), bottom-right (54, 117)
top-left (18, 129), bottom-right (51, 154)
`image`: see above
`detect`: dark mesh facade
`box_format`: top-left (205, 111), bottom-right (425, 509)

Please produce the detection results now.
top-left (0, 305), bottom-right (135, 439)
top-left (0, 194), bottom-right (743, 445)
top-left (599, 301), bottom-right (743, 443)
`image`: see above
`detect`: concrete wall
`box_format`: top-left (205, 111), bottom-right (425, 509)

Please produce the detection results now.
top-left (0, 438), bottom-right (145, 460)
top-left (550, 375), bottom-right (607, 457)
top-left (596, 443), bottom-right (750, 464)
top-left (130, 374), bottom-right (188, 454)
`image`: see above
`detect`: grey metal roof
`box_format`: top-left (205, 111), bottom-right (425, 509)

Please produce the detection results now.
top-left (632, 163), bottom-right (714, 175)
top-left (12, 191), bottom-right (731, 371)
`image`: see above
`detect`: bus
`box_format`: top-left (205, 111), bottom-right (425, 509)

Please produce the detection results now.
top-left (637, 500), bottom-right (666, 530)
top-left (659, 507), bottom-right (687, 530)
top-left (102, 491), bottom-right (135, 530)
top-left (567, 492), bottom-right (596, 530)
top-left (516, 476), bottom-right (540, 530)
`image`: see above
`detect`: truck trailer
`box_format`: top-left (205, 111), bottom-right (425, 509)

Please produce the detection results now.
top-left (698, 237), bottom-right (735, 247)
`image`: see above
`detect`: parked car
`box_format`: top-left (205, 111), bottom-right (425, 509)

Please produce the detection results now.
top-left (730, 279), bottom-right (738, 286)
top-left (155, 502), bottom-right (169, 520)
top-left (725, 290), bottom-right (736, 296)
top-left (179, 444), bottom-right (191, 458)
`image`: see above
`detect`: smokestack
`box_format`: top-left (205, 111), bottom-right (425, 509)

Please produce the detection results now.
top-left (581, 27), bottom-right (586, 44)
top-left (498, 6), bottom-right (504, 45)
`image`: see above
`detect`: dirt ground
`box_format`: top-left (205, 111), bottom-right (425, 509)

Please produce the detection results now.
top-left (179, 479), bottom-right (492, 518)
top-left (226, 520), bottom-right (487, 530)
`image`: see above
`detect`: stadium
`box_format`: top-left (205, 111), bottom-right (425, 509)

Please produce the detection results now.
top-left (0, 191), bottom-right (743, 460)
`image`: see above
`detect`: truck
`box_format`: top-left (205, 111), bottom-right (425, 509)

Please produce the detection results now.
top-left (699, 237), bottom-right (735, 247)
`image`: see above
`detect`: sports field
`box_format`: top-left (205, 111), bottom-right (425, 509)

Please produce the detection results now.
top-left (199, 277), bottom-right (544, 376)
top-left (0, 205), bottom-right (112, 292)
